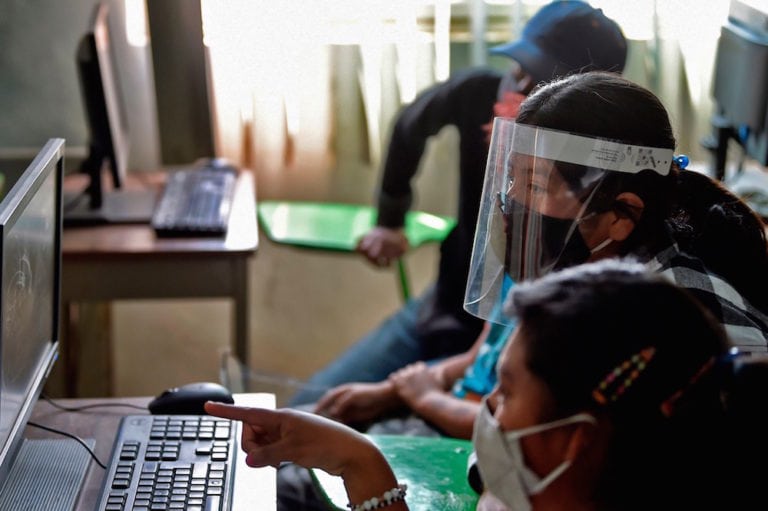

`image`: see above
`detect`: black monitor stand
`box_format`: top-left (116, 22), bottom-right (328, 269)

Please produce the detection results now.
top-left (63, 188), bottom-right (158, 226)
top-left (701, 112), bottom-right (737, 181)
top-left (63, 166), bottom-right (158, 226)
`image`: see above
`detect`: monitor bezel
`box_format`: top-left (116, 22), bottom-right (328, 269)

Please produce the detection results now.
top-left (0, 138), bottom-right (63, 485)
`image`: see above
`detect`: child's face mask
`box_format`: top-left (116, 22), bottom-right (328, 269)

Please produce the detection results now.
top-left (472, 397), bottom-right (596, 511)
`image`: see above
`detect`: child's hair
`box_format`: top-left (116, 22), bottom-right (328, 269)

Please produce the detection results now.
top-left (505, 257), bottom-right (768, 509)
top-left (515, 71), bottom-right (768, 313)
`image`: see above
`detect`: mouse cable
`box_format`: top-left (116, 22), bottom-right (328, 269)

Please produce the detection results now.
top-left (40, 393), bottom-right (148, 412)
top-left (26, 421), bottom-right (107, 470)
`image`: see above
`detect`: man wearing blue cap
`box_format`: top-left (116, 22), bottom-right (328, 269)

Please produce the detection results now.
top-left (289, 1), bottom-right (627, 407)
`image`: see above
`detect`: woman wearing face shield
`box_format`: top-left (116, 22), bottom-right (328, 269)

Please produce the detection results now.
top-left (466, 72), bottom-right (768, 353)
top-left (204, 258), bottom-right (768, 511)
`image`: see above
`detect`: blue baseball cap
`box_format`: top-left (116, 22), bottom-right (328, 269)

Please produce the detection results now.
top-left (490, 1), bottom-right (627, 84)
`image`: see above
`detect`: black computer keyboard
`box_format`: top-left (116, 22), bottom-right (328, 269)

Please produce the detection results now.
top-left (151, 168), bottom-right (237, 237)
top-left (94, 415), bottom-right (238, 511)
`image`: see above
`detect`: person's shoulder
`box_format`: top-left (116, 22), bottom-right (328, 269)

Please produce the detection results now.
top-left (657, 249), bottom-right (734, 295)
top-left (447, 67), bottom-right (503, 85)
top-left (412, 67), bottom-right (501, 102)
top-left (438, 67), bottom-right (503, 105)
top-left (654, 248), bottom-right (738, 306)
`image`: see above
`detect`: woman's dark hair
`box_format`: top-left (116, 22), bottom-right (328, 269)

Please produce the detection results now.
top-left (515, 71), bottom-right (768, 313)
top-left (505, 258), bottom-right (768, 510)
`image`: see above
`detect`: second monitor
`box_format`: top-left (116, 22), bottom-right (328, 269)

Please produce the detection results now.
top-left (64, 2), bottom-right (157, 226)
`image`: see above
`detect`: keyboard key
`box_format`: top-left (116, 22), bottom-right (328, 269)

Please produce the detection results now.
top-left (205, 495), bottom-right (222, 511)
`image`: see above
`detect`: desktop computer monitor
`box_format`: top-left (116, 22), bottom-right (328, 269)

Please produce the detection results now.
top-left (707, 0), bottom-right (768, 179)
top-left (66, 2), bottom-right (157, 226)
top-left (0, 139), bottom-right (74, 508)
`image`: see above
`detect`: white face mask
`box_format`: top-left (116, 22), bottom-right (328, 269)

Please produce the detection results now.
top-left (472, 397), bottom-right (596, 510)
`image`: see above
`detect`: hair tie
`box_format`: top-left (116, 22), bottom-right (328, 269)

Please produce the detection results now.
top-left (673, 154), bottom-right (689, 170)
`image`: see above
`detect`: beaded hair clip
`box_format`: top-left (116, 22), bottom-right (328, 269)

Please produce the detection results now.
top-left (592, 346), bottom-right (656, 405)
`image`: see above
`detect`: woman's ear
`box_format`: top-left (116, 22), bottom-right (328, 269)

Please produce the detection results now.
top-left (563, 415), bottom-right (608, 463)
top-left (563, 420), bottom-right (594, 462)
top-left (609, 192), bottom-right (645, 242)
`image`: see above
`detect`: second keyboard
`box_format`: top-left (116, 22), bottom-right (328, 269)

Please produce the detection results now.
top-left (152, 168), bottom-right (237, 237)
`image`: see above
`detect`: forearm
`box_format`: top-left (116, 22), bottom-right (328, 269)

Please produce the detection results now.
top-left (376, 379), bottom-right (405, 410)
top-left (341, 438), bottom-right (408, 511)
top-left (408, 391), bottom-right (479, 439)
top-left (432, 323), bottom-right (490, 388)
top-left (431, 350), bottom-right (476, 388)
top-left (377, 81), bottom-right (460, 227)
top-left (376, 119), bottom-right (426, 227)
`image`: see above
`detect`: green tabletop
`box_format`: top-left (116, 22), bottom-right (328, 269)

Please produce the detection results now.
top-left (311, 434), bottom-right (478, 511)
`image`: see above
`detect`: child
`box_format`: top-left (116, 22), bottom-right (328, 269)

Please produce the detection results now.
top-left (207, 258), bottom-right (768, 510)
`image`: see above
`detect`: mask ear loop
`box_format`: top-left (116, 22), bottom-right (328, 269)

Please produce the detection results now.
top-left (555, 177), bottom-right (605, 259)
top-left (589, 237), bottom-right (614, 254)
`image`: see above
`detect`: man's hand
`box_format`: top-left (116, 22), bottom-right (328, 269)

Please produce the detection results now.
top-left (388, 362), bottom-right (446, 408)
top-left (356, 227), bottom-right (409, 267)
top-left (313, 381), bottom-right (401, 425)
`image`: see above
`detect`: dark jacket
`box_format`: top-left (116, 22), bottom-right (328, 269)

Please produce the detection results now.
top-left (375, 68), bottom-right (503, 358)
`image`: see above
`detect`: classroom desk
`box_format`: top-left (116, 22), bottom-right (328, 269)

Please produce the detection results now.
top-left (24, 393), bottom-right (276, 510)
top-left (57, 170), bottom-right (258, 397)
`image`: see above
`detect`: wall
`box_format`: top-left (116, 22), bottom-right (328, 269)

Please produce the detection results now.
top-left (0, 0), bottom-right (159, 171)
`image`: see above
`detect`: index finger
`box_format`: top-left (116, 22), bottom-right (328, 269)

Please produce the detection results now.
top-left (204, 402), bottom-right (277, 425)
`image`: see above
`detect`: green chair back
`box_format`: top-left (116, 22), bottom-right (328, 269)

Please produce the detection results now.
top-left (257, 200), bottom-right (456, 300)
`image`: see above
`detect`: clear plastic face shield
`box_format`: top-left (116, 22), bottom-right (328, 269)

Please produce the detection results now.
top-left (464, 118), bottom-right (673, 324)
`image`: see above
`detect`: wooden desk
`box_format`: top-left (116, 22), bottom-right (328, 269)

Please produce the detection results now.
top-left (25, 393), bottom-right (276, 510)
top-left (57, 170), bottom-right (258, 397)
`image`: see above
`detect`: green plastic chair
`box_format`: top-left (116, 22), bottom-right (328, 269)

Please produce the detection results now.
top-left (257, 200), bottom-right (456, 301)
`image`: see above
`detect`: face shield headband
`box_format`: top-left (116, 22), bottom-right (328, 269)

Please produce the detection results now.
top-left (464, 118), bottom-right (674, 324)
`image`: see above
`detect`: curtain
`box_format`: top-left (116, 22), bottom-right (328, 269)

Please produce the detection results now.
top-left (199, 0), bottom-right (734, 198)
top-left (200, 0), bottom-right (447, 201)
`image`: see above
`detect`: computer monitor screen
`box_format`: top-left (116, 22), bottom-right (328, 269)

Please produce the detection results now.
top-left (66, 2), bottom-right (156, 225)
top-left (0, 138), bottom-right (62, 485)
top-left (709, 0), bottom-right (768, 177)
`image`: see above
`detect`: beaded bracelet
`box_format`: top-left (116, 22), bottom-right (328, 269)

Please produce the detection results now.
top-left (348, 484), bottom-right (407, 511)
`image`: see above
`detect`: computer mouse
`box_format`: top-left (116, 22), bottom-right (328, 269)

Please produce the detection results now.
top-left (148, 381), bottom-right (234, 415)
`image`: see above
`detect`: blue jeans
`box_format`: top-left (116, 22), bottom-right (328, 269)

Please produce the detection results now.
top-left (287, 293), bottom-right (426, 406)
